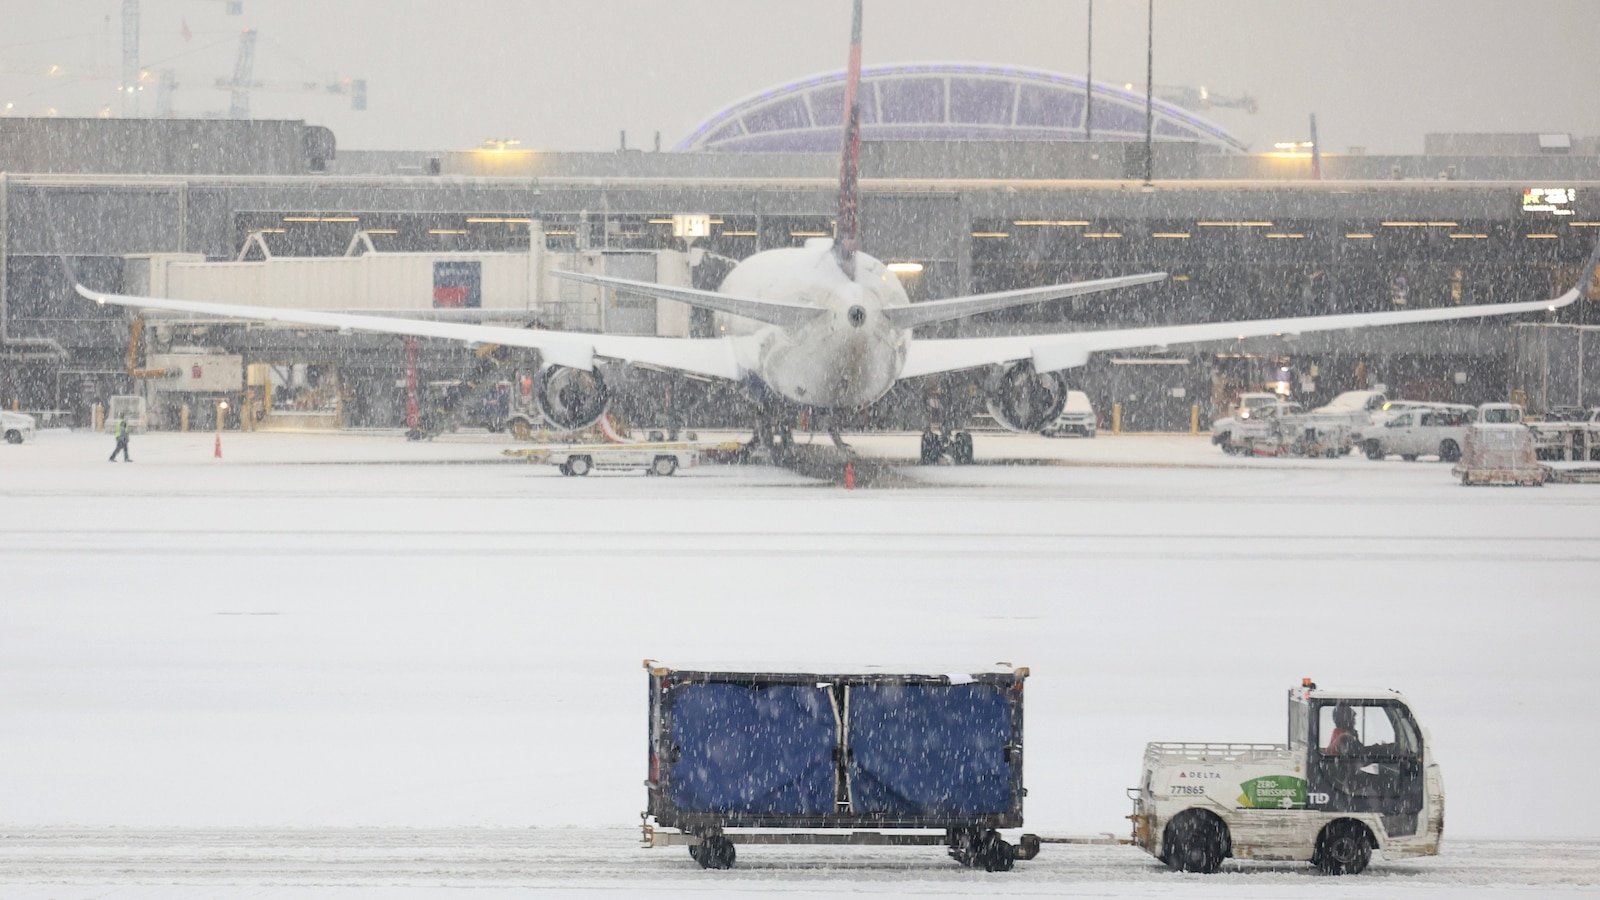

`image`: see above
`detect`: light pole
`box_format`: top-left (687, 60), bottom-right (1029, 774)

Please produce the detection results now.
top-left (1085, 0), bottom-right (1094, 141)
top-left (1143, 0), bottom-right (1154, 186)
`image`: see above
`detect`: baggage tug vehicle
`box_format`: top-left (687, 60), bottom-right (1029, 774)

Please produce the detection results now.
top-left (1129, 680), bottom-right (1443, 875)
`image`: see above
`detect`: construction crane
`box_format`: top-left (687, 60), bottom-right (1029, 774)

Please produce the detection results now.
top-left (215, 28), bottom-right (366, 119)
top-left (1154, 84), bottom-right (1258, 115)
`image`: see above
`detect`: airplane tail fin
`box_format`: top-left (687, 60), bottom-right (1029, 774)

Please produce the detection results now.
top-left (833, 0), bottom-right (864, 281)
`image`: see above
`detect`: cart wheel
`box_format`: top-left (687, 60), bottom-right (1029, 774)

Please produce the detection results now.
top-left (1163, 809), bottom-right (1228, 874)
top-left (1364, 440), bottom-right (1384, 461)
top-left (557, 463), bottom-right (571, 476)
top-left (567, 455), bottom-right (592, 476)
top-left (919, 430), bottom-right (944, 464)
top-left (977, 830), bottom-right (1014, 872)
top-left (1313, 819), bottom-right (1372, 875)
top-left (1439, 439), bottom-right (1461, 462)
top-left (652, 455), bottom-right (678, 476)
top-left (696, 835), bottom-right (735, 870)
top-left (4, 429), bottom-right (21, 444)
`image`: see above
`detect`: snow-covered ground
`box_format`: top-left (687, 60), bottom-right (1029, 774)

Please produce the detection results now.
top-left (3, 429), bottom-right (1598, 896)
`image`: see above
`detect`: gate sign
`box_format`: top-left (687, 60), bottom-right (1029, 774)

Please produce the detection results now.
top-left (433, 260), bottom-right (482, 308)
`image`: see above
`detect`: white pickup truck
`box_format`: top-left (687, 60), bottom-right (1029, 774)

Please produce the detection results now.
top-left (1130, 681), bottom-right (1443, 876)
top-left (1352, 404), bottom-right (1475, 462)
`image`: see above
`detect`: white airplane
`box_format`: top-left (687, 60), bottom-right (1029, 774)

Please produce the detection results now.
top-left (75, 0), bottom-right (1591, 464)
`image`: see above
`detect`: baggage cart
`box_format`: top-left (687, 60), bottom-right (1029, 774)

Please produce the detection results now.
top-left (640, 660), bottom-right (1040, 870)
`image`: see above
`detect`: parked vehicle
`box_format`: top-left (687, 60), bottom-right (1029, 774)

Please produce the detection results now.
top-left (1354, 405), bottom-right (1474, 461)
top-left (505, 441), bottom-right (702, 476)
top-left (640, 661), bottom-right (1040, 871)
top-left (1231, 392), bottom-right (1280, 420)
top-left (1, 410), bottom-right (37, 444)
top-left (1041, 391), bottom-right (1096, 438)
top-left (1211, 400), bottom-right (1305, 454)
top-left (1129, 680), bottom-right (1443, 876)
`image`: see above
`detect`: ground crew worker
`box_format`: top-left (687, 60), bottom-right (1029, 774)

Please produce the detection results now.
top-left (109, 415), bottom-right (131, 462)
top-left (1325, 704), bottom-right (1361, 755)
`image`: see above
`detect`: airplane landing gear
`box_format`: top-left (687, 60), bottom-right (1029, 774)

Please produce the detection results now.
top-left (747, 419), bottom-right (796, 464)
top-left (920, 427), bottom-right (974, 465)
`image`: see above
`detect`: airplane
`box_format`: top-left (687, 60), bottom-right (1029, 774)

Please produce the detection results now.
top-left (74, 0), bottom-right (1593, 466)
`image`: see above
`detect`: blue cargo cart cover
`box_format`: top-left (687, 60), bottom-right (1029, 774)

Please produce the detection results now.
top-left (666, 682), bottom-right (837, 815)
top-left (849, 682), bottom-right (1013, 816)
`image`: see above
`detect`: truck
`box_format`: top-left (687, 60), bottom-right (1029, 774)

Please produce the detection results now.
top-left (640, 660), bottom-right (1040, 871)
top-left (1129, 680), bottom-right (1443, 876)
top-left (1352, 404), bottom-right (1475, 462)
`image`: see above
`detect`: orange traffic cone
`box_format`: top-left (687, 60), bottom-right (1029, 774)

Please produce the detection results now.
top-left (843, 461), bottom-right (855, 490)
top-left (214, 434), bottom-right (222, 459)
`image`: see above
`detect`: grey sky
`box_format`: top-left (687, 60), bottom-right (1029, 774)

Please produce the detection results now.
top-left (2, 1), bottom-right (1595, 155)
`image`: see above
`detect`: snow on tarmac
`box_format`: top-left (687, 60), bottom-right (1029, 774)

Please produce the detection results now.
top-left (2, 428), bottom-right (1598, 896)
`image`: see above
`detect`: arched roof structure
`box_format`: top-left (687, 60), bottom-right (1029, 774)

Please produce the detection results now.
top-left (675, 63), bottom-right (1248, 154)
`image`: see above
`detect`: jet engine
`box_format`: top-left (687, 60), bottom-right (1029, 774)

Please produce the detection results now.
top-left (984, 362), bottom-right (1068, 433)
top-left (533, 365), bottom-right (610, 431)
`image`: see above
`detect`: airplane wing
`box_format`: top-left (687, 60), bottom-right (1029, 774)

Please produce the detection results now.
top-left (72, 283), bottom-right (743, 380)
top-left (551, 270), bottom-right (826, 329)
top-left (900, 290), bottom-right (1579, 380)
top-left (880, 271), bottom-right (1167, 330)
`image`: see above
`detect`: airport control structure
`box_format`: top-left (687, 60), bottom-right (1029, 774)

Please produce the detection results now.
top-left (2, 63), bottom-right (1598, 433)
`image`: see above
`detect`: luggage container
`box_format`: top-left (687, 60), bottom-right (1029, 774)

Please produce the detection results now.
top-left (639, 660), bottom-right (1040, 871)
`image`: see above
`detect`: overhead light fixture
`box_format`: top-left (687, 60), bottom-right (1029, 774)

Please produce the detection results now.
top-left (1196, 221), bottom-right (1273, 227)
top-left (364, 228), bottom-right (399, 235)
top-left (1012, 219), bottom-right (1091, 227)
top-left (1525, 233), bottom-right (1559, 240)
top-left (971, 231), bottom-right (1010, 238)
top-left (1381, 221), bottom-right (1426, 227)
top-left (1265, 233), bottom-right (1305, 239)
top-left (1448, 233), bottom-right (1488, 240)
top-left (790, 230), bottom-right (829, 237)
top-left (428, 229), bottom-right (467, 236)
top-left (1151, 232), bottom-right (1190, 239)
top-left (466, 216), bottom-right (532, 224)
top-left (719, 229), bottom-right (757, 236)
top-left (1345, 233), bottom-right (1375, 239)
top-left (886, 262), bottom-right (924, 274)
top-left (1082, 232), bottom-right (1123, 239)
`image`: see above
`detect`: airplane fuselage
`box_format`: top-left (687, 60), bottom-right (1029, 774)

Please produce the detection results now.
top-left (718, 240), bottom-right (910, 410)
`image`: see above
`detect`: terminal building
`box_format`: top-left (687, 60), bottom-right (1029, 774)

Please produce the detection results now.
top-left (2, 64), bottom-right (1598, 432)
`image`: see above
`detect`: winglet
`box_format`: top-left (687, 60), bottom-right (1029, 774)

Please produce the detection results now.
top-left (832, 0), bottom-right (864, 281)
